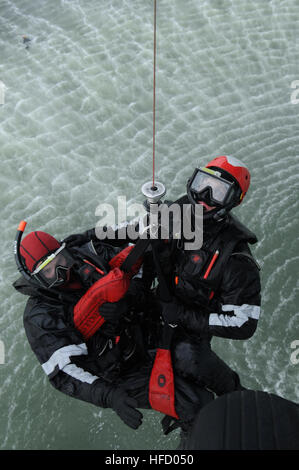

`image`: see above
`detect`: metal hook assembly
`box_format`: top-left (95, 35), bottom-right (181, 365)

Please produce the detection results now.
top-left (141, 181), bottom-right (166, 205)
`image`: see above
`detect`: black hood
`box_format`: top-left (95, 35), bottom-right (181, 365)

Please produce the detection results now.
top-left (13, 276), bottom-right (59, 299)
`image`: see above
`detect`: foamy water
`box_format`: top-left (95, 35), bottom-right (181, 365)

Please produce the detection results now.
top-left (0, 0), bottom-right (298, 449)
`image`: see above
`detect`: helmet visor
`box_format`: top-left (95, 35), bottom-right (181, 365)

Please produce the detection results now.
top-left (190, 168), bottom-right (233, 205)
top-left (32, 243), bottom-right (75, 288)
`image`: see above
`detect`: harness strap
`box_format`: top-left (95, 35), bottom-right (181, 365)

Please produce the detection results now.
top-left (149, 242), bottom-right (179, 419)
top-left (120, 239), bottom-right (151, 273)
top-left (151, 242), bottom-right (172, 302)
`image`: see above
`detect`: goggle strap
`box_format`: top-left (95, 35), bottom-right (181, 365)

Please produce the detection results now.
top-left (32, 243), bottom-right (66, 275)
top-left (201, 167), bottom-right (222, 178)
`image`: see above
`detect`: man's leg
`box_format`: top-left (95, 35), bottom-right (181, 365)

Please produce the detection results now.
top-left (173, 336), bottom-right (243, 396)
top-left (118, 350), bottom-right (213, 419)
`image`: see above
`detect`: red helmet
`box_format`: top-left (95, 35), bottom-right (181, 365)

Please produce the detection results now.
top-left (206, 155), bottom-right (250, 203)
top-left (20, 231), bottom-right (60, 272)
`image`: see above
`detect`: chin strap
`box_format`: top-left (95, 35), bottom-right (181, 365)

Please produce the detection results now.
top-left (212, 208), bottom-right (228, 222)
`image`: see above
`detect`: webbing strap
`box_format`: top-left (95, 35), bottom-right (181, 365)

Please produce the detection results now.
top-left (120, 239), bottom-right (151, 273)
top-left (151, 242), bottom-right (172, 303)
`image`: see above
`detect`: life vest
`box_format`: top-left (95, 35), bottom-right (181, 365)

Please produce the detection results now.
top-left (148, 244), bottom-right (179, 419)
top-left (73, 245), bottom-right (142, 340)
top-left (173, 213), bottom-right (258, 309)
top-left (149, 324), bottom-right (179, 419)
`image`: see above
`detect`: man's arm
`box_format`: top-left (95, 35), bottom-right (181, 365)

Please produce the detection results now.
top-left (206, 253), bottom-right (261, 339)
top-left (23, 297), bottom-right (142, 428)
top-left (161, 253), bottom-right (261, 340)
top-left (23, 297), bottom-right (111, 402)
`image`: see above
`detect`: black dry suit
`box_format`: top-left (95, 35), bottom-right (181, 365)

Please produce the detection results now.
top-left (13, 241), bottom-right (133, 409)
top-left (13, 237), bottom-right (212, 427)
top-left (154, 195), bottom-right (261, 395)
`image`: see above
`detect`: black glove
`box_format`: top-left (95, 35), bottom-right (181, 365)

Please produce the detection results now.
top-left (100, 298), bottom-right (128, 323)
top-left (62, 228), bottom-right (95, 248)
top-left (108, 387), bottom-right (143, 429)
top-left (125, 277), bottom-right (149, 310)
top-left (158, 297), bottom-right (183, 325)
top-left (159, 297), bottom-right (210, 334)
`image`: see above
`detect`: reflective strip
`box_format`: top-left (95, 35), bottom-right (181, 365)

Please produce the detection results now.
top-left (209, 304), bottom-right (260, 328)
top-left (42, 343), bottom-right (88, 376)
top-left (88, 240), bottom-right (97, 255)
top-left (132, 266), bottom-right (143, 279)
top-left (63, 364), bottom-right (98, 384)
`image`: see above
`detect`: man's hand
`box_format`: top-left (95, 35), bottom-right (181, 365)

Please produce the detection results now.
top-left (158, 297), bottom-right (183, 325)
top-left (109, 387), bottom-right (143, 429)
top-left (100, 298), bottom-right (128, 323)
top-left (159, 296), bottom-right (210, 335)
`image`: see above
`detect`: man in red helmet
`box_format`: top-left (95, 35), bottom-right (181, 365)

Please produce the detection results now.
top-left (13, 225), bottom-right (212, 434)
top-left (14, 228), bottom-right (148, 430)
top-left (155, 155), bottom-right (261, 398)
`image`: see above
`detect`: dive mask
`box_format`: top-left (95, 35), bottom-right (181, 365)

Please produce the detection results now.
top-left (32, 243), bottom-right (75, 288)
top-left (189, 167), bottom-right (235, 207)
